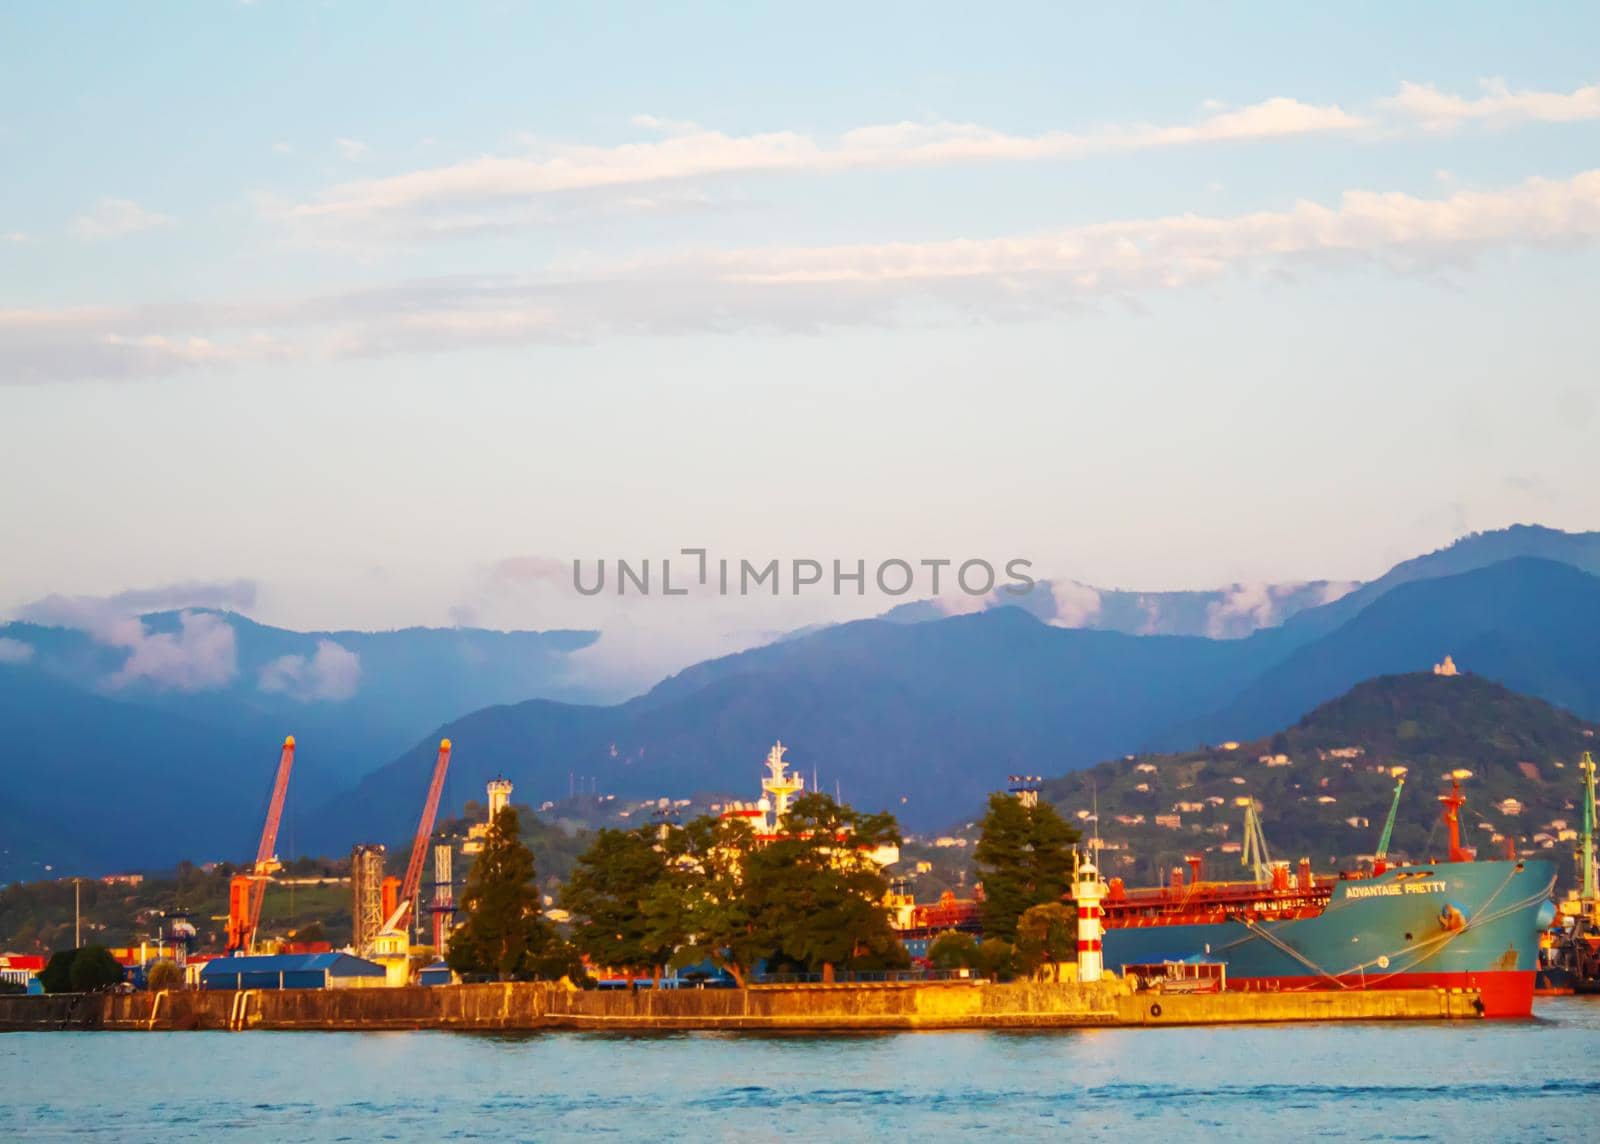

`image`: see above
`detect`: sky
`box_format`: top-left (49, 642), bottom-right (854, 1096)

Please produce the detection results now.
top-left (2, 1), bottom-right (1598, 677)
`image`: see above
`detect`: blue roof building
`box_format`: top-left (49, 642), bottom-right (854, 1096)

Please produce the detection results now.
top-left (198, 952), bottom-right (387, 990)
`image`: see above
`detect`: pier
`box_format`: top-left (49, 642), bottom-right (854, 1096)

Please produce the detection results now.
top-left (0, 978), bottom-right (1485, 1033)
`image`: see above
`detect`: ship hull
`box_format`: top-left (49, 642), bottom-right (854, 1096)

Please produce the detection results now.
top-left (1102, 860), bottom-right (1555, 1018)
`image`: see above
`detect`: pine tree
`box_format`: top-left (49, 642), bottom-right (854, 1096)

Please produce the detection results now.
top-left (446, 806), bottom-right (551, 981)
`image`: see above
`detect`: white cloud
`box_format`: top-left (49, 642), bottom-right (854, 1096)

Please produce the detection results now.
top-left (3, 231), bottom-right (28, 244)
top-left (1047, 581), bottom-right (1103, 628)
top-left (258, 638), bottom-right (362, 701)
top-left (336, 138), bottom-right (370, 161)
top-left (13, 582), bottom-right (254, 691)
top-left (8, 168), bottom-right (1600, 383)
top-left (108, 610), bottom-right (238, 691)
top-left (1317, 580), bottom-right (1360, 605)
top-left (70, 197), bottom-right (174, 242)
top-left (1384, 78), bottom-right (1600, 131)
top-left (0, 636), bottom-right (35, 664)
top-left (272, 141), bottom-right (294, 156)
top-left (279, 98), bottom-right (1365, 239)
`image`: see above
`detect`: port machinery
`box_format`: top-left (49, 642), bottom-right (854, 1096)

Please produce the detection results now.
top-left (377, 739), bottom-right (453, 942)
top-left (225, 736), bottom-right (297, 955)
top-left (224, 734), bottom-right (455, 959)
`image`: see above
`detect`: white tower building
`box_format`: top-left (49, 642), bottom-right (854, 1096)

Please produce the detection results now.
top-left (1075, 853), bottom-right (1106, 983)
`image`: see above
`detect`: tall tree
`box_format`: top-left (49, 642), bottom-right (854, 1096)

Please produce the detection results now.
top-left (743, 793), bottom-right (907, 982)
top-left (561, 825), bottom-right (675, 984)
top-left (662, 815), bottom-right (762, 986)
top-left (974, 793), bottom-right (1081, 942)
top-left (446, 807), bottom-right (551, 980)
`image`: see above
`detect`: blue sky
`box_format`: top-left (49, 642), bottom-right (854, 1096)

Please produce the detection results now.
top-left (2, 2), bottom-right (1598, 677)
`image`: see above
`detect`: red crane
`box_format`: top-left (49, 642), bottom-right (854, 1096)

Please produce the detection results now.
top-left (226, 736), bottom-right (297, 954)
top-left (381, 738), bottom-right (453, 938)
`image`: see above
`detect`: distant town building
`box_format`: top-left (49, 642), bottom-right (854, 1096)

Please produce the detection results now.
top-left (1154, 814), bottom-right (1182, 829)
top-left (1433, 654), bottom-right (1459, 676)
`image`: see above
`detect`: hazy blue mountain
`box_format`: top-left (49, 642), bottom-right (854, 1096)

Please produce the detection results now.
top-left (308, 607), bottom-right (1286, 846)
top-left (1175, 557), bottom-right (1600, 747)
top-left (0, 665), bottom-right (270, 883)
top-left (0, 612), bottom-right (603, 807)
top-left (1276, 524), bottom-right (1600, 639)
top-left (316, 555), bottom-right (1600, 848)
top-left (882, 524), bottom-right (1600, 639)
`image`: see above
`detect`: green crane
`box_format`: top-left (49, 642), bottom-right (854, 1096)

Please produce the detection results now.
top-left (1375, 775), bottom-right (1405, 869)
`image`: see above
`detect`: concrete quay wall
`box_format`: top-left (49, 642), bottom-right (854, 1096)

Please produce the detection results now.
top-left (0, 979), bottom-right (1483, 1033)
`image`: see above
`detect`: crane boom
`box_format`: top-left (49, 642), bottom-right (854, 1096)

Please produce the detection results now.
top-left (1375, 775), bottom-right (1405, 868)
top-left (1581, 751), bottom-right (1596, 903)
top-left (382, 738), bottom-right (453, 936)
top-left (228, 736), bottom-right (296, 953)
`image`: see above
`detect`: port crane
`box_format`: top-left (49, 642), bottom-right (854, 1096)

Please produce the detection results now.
top-left (379, 739), bottom-right (453, 940)
top-left (1373, 775), bottom-right (1405, 874)
top-left (225, 736), bottom-right (297, 954)
top-left (1236, 796), bottom-right (1272, 885)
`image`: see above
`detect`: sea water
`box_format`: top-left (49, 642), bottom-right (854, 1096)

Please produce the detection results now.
top-left (3, 999), bottom-right (1597, 1141)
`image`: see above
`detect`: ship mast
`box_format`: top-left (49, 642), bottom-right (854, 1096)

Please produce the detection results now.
top-left (1439, 778), bottom-right (1471, 864)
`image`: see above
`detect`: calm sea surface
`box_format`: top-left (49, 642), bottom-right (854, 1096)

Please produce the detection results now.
top-left (4, 999), bottom-right (1598, 1142)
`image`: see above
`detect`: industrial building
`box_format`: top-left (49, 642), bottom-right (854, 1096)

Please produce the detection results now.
top-left (198, 952), bottom-right (386, 991)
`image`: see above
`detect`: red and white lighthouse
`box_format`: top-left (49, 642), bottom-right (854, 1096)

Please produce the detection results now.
top-left (1075, 853), bottom-right (1106, 983)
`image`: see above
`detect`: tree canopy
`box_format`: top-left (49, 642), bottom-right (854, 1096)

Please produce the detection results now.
top-left (447, 806), bottom-right (555, 981)
top-left (973, 793), bottom-right (1080, 942)
top-left (741, 793), bottom-right (907, 981)
top-left (560, 793), bottom-right (909, 985)
top-left (561, 824), bottom-right (677, 982)
top-left (69, 946), bottom-right (125, 992)
top-left (1015, 902), bottom-right (1077, 981)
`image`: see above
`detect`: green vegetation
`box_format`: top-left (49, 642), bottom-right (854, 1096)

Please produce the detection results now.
top-left (973, 793), bottom-right (1080, 942)
top-left (740, 794), bottom-right (907, 982)
top-left (924, 932), bottom-right (1021, 981)
top-left (447, 806), bottom-right (571, 981)
top-left (560, 825), bottom-right (677, 984)
top-left (37, 950), bottom-right (76, 994)
top-left (1015, 903), bottom-right (1077, 982)
top-left (37, 946), bottom-right (125, 993)
top-left (561, 792), bottom-right (907, 985)
top-left (145, 958), bottom-right (184, 991)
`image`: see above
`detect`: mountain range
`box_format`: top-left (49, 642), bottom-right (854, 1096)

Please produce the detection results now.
top-left (314, 553), bottom-right (1600, 849)
top-left (3, 524), bottom-right (1598, 881)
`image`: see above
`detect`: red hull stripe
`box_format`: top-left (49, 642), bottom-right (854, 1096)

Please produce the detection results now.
top-left (1225, 969), bottom-right (1534, 1018)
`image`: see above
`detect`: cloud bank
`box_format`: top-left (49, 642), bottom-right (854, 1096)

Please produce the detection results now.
top-left (13, 581), bottom-right (255, 691)
top-left (258, 639), bottom-right (362, 702)
top-left (279, 97), bottom-right (1367, 239)
top-left (7, 168), bottom-right (1600, 383)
